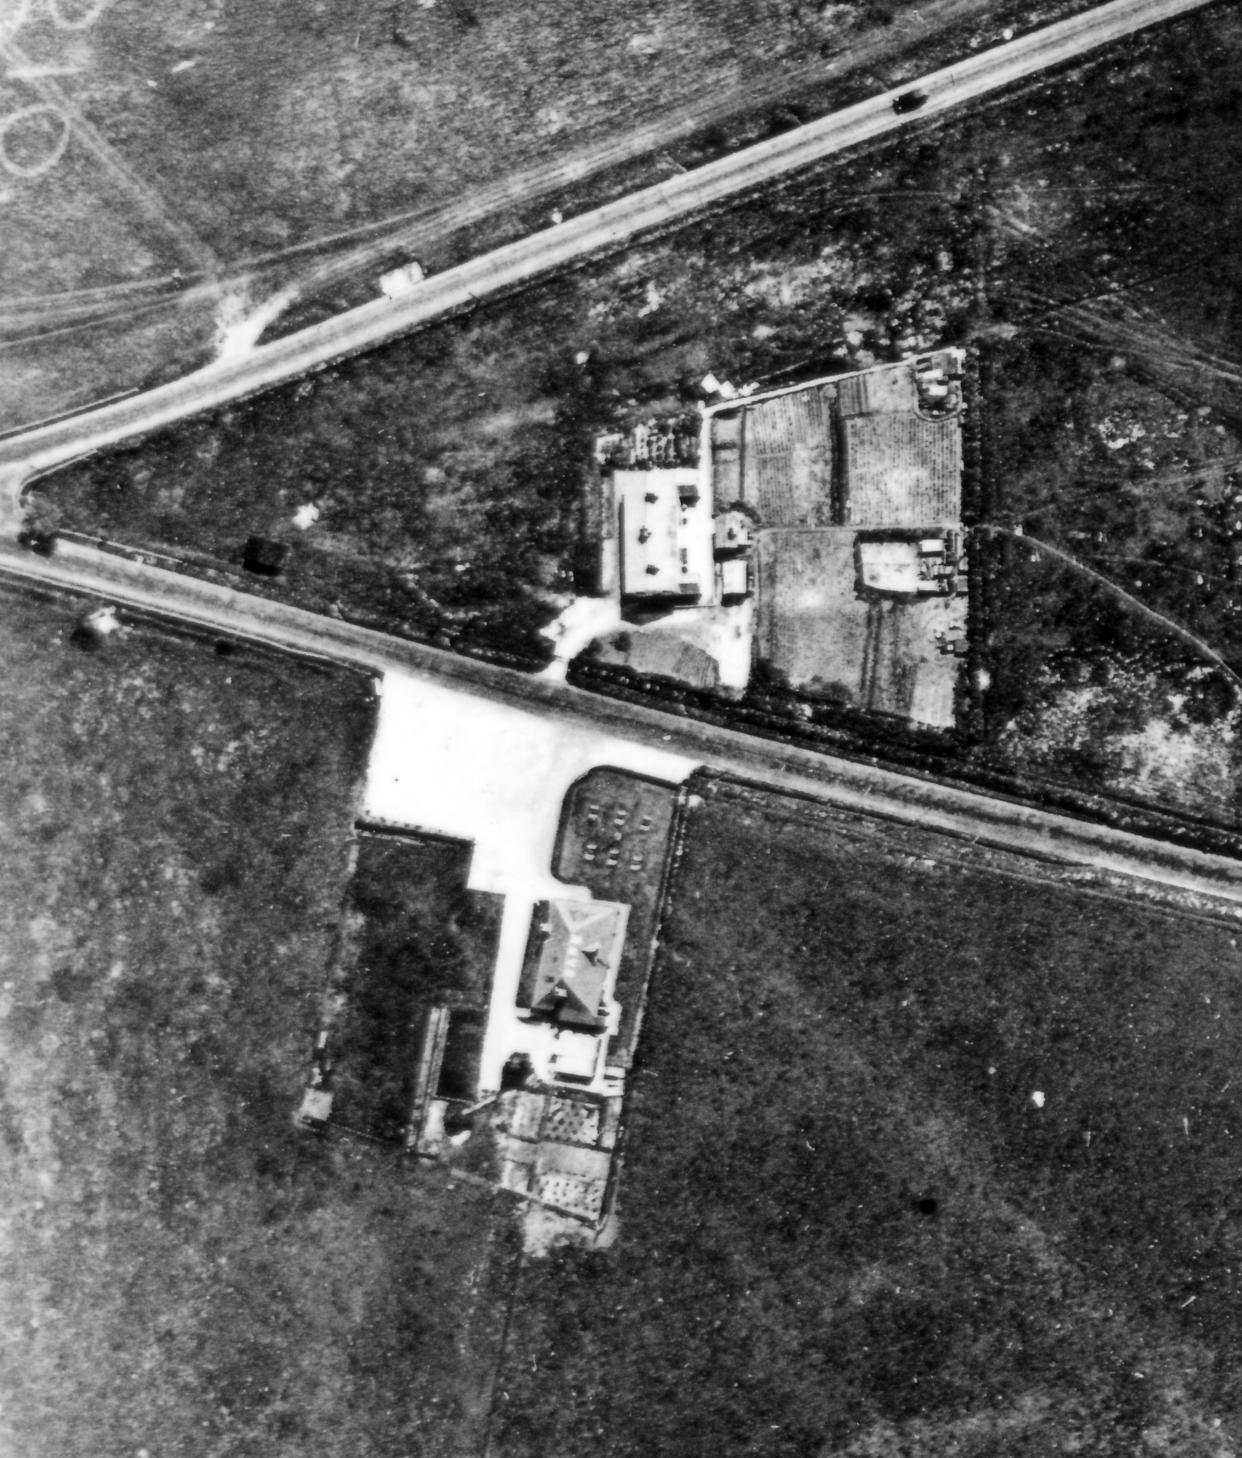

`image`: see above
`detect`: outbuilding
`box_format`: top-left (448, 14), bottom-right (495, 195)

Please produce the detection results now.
top-left (243, 536), bottom-right (290, 577)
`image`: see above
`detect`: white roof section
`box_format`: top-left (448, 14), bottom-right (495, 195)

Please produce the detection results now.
top-left (616, 468), bottom-right (714, 602)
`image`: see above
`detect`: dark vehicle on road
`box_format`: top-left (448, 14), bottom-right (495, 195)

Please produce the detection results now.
top-left (892, 89), bottom-right (928, 114)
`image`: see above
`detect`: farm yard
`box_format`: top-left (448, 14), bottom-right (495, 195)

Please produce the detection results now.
top-left (755, 528), bottom-right (964, 728)
top-left (588, 355), bottom-right (969, 726)
top-left (706, 355), bottom-right (962, 533)
top-left (552, 767), bottom-right (682, 1069)
top-left (706, 353), bottom-right (969, 729)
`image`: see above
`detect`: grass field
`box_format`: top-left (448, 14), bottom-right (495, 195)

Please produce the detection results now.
top-left (976, 529), bottom-right (1242, 825)
top-left (23, 0), bottom-right (898, 275)
top-left (1, 0), bottom-right (1044, 424)
top-left (489, 772), bottom-right (1242, 1457)
top-left (0, 582), bottom-right (518, 1458)
top-left (33, 296), bottom-right (595, 664)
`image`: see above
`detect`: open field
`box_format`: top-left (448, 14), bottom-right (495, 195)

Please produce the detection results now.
top-left (975, 527), bottom-right (1242, 825)
top-left (6, 0), bottom-right (919, 291)
top-left (490, 772), bottom-right (1242, 1456)
top-left (0, 0), bottom-right (1097, 425)
top-left (980, 335), bottom-right (1242, 672)
top-left (0, 581), bottom-right (520, 1457)
top-left (330, 828), bottom-right (503, 1140)
top-left (31, 293), bottom-right (596, 665)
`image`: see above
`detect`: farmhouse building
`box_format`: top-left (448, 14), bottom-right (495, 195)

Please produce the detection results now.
top-left (615, 468), bottom-right (714, 604)
top-left (718, 556), bottom-right (752, 601)
top-left (518, 897), bottom-right (630, 1033)
top-left (714, 508), bottom-right (754, 554)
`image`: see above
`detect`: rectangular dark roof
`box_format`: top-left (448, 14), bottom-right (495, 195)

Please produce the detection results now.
top-left (519, 898), bottom-right (630, 1029)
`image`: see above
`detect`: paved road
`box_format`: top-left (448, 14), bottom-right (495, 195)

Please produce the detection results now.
top-left (6, 536), bottom-right (1242, 913)
top-left (0, 0), bottom-right (1217, 489)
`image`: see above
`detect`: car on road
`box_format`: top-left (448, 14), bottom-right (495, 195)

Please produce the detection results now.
top-left (892, 89), bottom-right (928, 114)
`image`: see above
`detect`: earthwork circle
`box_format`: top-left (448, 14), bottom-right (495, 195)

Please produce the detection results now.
top-left (0, 104), bottom-right (71, 177)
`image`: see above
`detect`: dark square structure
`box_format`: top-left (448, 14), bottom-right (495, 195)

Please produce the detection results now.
top-left (243, 535), bottom-right (290, 576)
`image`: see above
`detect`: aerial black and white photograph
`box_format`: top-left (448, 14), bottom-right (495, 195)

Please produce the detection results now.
top-left (2, 0), bottom-right (1242, 1453)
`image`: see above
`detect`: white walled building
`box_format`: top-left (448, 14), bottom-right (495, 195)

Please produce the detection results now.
top-left (615, 468), bottom-right (715, 606)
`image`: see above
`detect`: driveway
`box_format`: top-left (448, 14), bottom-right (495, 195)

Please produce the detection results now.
top-left (363, 671), bottom-right (695, 1093)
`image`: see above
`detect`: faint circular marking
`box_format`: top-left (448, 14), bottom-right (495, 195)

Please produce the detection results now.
top-left (0, 104), bottom-right (71, 177)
